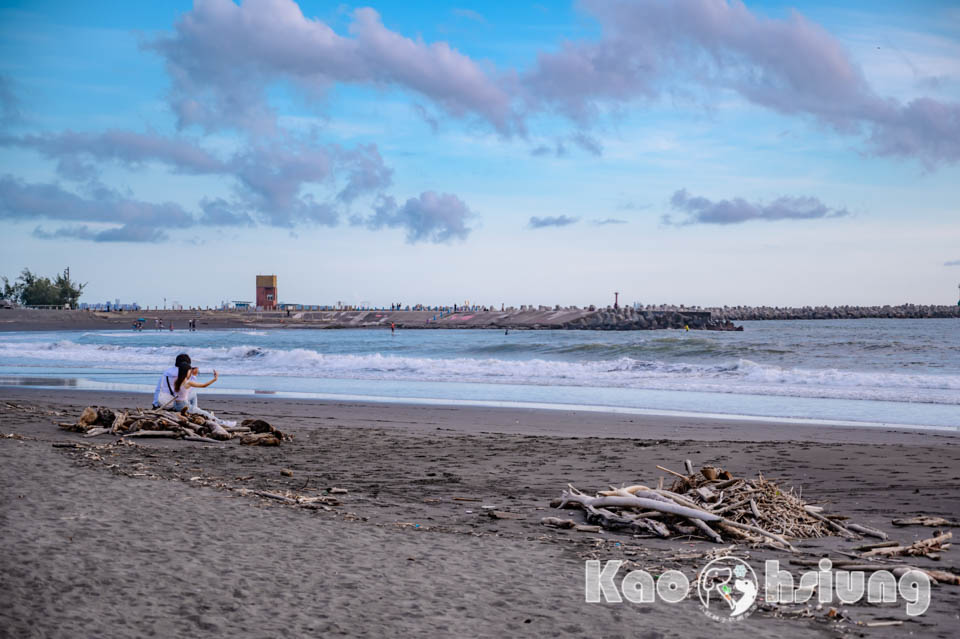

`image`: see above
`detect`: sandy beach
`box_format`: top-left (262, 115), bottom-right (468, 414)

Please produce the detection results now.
top-left (2, 387), bottom-right (958, 638)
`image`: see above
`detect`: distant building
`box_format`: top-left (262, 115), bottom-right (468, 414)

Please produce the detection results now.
top-left (79, 301), bottom-right (140, 311)
top-left (256, 275), bottom-right (277, 309)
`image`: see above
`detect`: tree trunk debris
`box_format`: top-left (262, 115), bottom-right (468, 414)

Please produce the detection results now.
top-left (59, 405), bottom-right (288, 445)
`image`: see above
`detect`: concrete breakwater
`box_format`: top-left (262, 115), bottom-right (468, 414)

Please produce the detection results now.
top-left (239, 307), bottom-right (741, 331)
top-left (289, 308), bottom-right (740, 331)
top-left (699, 304), bottom-right (960, 321)
top-left (6, 303), bottom-right (957, 333)
top-left (0, 307), bottom-right (739, 331)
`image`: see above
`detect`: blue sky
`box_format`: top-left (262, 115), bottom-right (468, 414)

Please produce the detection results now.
top-left (0, 0), bottom-right (958, 308)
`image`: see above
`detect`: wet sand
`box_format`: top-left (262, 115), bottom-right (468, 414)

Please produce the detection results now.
top-left (2, 388), bottom-right (959, 638)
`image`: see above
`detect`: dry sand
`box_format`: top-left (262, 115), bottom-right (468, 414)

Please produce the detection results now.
top-left (2, 388), bottom-right (959, 638)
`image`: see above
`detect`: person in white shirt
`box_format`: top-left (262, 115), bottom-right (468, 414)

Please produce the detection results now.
top-left (153, 353), bottom-right (192, 408)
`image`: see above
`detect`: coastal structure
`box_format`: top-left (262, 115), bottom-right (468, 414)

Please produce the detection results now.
top-left (255, 275), bottom-right (277, 310)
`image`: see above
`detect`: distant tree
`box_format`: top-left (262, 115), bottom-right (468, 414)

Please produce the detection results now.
top-left (2, 267), bottom-right (86, 307)
top-left (1, 275), bottom-right (21, 301)
top-left (53, 268), bottom-right (85, 307)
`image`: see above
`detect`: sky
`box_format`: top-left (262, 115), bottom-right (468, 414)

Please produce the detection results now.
top-left (0, 0), bottom-right (958, 308)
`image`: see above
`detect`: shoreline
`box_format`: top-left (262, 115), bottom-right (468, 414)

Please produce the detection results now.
top-left (3, 387), bottom-right (957, 444)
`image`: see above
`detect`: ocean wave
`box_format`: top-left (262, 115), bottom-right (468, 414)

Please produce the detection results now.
top-left (1, 338), bottom-right (958, 405)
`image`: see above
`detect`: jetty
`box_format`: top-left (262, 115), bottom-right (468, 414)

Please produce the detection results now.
top-left (0, 306), bottom-right (739, 331)
top-left (4, 302), bottom-right (958, 333)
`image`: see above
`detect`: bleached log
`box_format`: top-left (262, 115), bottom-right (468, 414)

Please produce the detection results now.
top-left (688, 516), bottom-right (723, 543)
top-left (110, 411), bottom-right (126, 434)
top-left (712, 478), bottom-right (742, 490)
top-left (804, 505), bottom-right (858, 538)
top-left (560, 490), bottom-right (721, 522)
top-left (599, 486), bottom-right (674, 503)
top-left (582, 505), bottom-right (671, 537)
top-left (790, 559), bottom-right (955, 585)
top-left (184, 435), bottom-right (219, 443)
top-left (655, 465), bottom-right (688, 480)
top-left (695, 486), bottom-right (717, 502)
top-left (208, 422), bottom-right (232, 440)
top-left (847, 523), bottom-right (888, 540)
top-left (718, 519), bottom-right (796, 552)
top-left (123, 430), bottom-right (179, 438)
top-left (82, 427), bottom-right (111, 438)
top-left (650, 488), bottom-right (699, 507)
top-left (862, 532), bottom-right (952, 558)
top-left (855, 540), bottom-right (898, 551)
top-left (892, 516), bottom-right (960, 527)
top-left (255, 491), bottom-right (297, 504)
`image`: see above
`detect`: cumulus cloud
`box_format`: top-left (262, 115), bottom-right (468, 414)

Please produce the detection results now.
top-left (528, 215), bottom-right (579, 228)
top-left (352, 191), bottom-right (474, 243)
top-left (32, 224), bottom-right (166, 242)
top-left (531, 133), bottom-right (602, 157)
top-left (1, 176), bottom-right (190, 241)
top-left (336, 144), bottom-right (394, 203)
top-left (0, 130), bottom-right (400, 233)
top-left (524, 0), bottom-right (960, 166)
top-left (32, 225), bottom-right (98, 241)
top-left (148, 0), bottom-right (518, 134)
top-left (570, 131), bottom-right (603, 156)
top-left (197, 197), bottom-right (254, 226)
top-left (665, 189), bottom-right (848, 225)
top-left (139, 0), bottom-right (958, 166)
top-left (2, 129), bottom-right (224, 174)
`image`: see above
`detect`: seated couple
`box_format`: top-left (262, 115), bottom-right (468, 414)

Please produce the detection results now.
top-left (152, 353), bottom-right (234, 428)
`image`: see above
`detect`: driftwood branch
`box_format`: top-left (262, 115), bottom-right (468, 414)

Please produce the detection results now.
top-left (847, 523), bottom-right (888, 540)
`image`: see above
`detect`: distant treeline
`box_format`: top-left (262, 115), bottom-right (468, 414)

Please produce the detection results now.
top-left (2, 268), bottom-right (85, 307)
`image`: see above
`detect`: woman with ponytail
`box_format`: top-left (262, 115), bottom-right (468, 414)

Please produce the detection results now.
top-left (173, 363), bottom-right (219, 414)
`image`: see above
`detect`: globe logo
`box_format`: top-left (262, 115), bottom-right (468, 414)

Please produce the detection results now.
top-left (697, 557), bottom-right (759, 622)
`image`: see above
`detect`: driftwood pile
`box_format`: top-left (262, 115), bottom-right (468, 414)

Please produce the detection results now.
top-left (59, 405), bottom-right (287, 446)
top-left (549, 462), bottom-right (887, 552)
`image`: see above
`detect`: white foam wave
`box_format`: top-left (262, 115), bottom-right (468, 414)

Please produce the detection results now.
top-left (1, 339), bottom-right (958, 405)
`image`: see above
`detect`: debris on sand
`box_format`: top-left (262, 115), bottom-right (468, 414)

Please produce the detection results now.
top-left (549, 461), bottom-right (893, 552)
top-left (60, 406), bottom-right (289, 445)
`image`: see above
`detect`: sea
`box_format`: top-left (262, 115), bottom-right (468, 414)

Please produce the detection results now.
top-left (0, 319), bottom-right (957, 430)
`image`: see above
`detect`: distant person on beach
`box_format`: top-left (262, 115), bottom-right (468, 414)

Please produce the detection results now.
top-left (169, 321), bottom-right (174, 331)
top-left (391, 322), bottom-right (395, 335)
